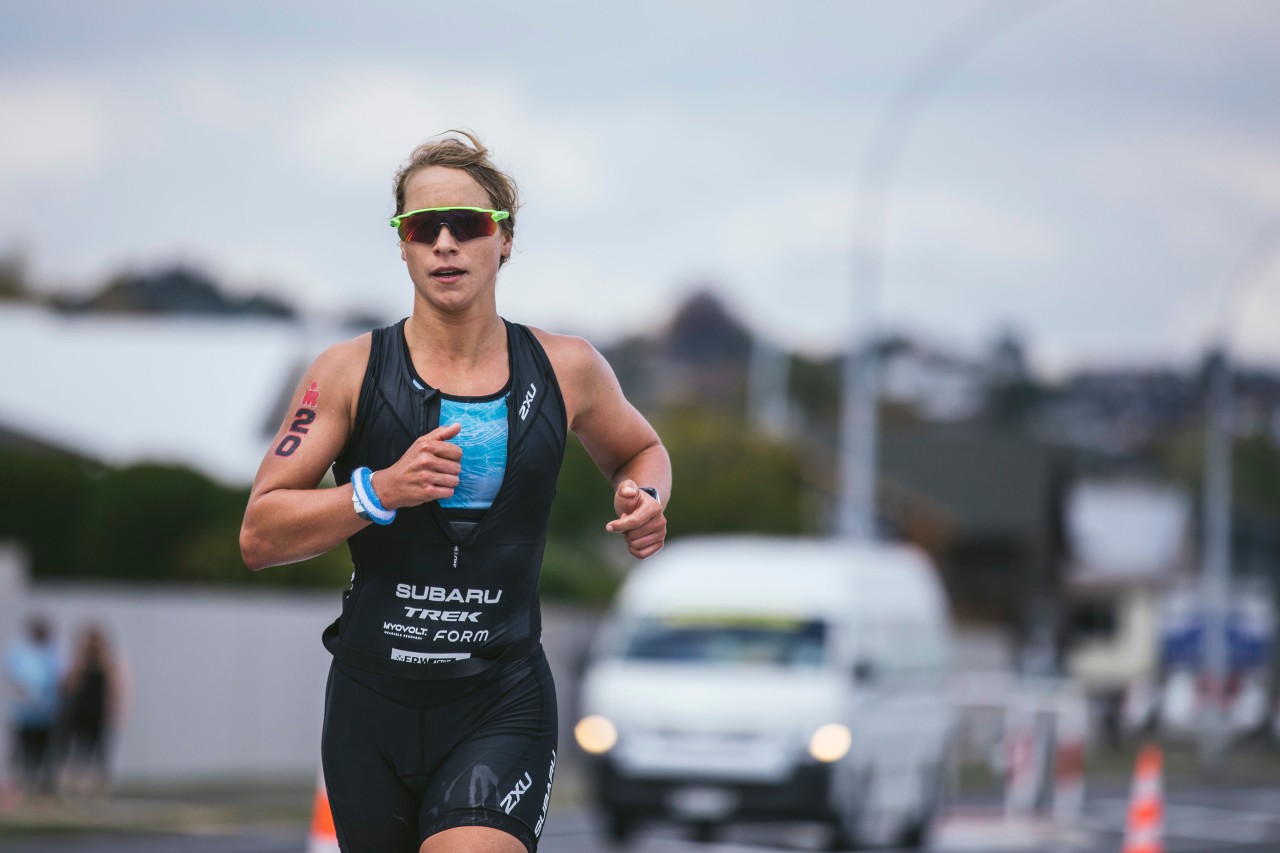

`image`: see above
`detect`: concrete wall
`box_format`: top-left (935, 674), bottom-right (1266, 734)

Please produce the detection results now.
top-left (0, 557), bottom-right (602, 787)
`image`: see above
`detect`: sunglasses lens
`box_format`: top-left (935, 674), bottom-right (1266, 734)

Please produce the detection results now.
top-left (399, 210), bottom-right (499, 245)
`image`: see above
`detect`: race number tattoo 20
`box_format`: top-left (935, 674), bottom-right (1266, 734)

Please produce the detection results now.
top-left (275, 408), bottom-right (316, 457)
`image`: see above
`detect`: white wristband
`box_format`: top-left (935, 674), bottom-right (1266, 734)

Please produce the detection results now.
top-left (351, 467), bottom-right (396, 525)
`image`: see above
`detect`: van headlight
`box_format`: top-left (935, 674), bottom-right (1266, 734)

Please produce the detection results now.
top-left (808, 723), bottom-right (852, 763)
top-left (574, 714), bottom-right (618, 755)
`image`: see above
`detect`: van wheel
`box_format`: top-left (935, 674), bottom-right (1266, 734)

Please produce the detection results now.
top-left (828, 814), bottom-right (866, 852)
top-left (898, 763), bottom-right (943, 848)
top-left (687, 821), bottom-right (719, 843)
top-left (604, 810), bottom-right (636, 846)
top-left (828, 766), bottom-right (872, 850)
top-left (827, 825), bottom-right (860, 851)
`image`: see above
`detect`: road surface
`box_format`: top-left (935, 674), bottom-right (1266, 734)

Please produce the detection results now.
top-left (6, 786), bottom-right (1280, 852)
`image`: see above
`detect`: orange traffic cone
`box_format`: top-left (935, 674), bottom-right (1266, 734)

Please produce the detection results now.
top-left (1122, 743), bottom-right (1163, 853)
top-left (309, 772), bottom-right (340, 853)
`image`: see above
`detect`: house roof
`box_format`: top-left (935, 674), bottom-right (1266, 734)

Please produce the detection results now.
top-left (879, 427), bottom-right (1059, 539)
top-left (0, 305), bottom-right (355, 486)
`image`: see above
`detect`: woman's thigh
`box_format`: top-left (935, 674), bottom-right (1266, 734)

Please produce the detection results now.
top-left (417, 655), bottom-right (558, 852)
top-left (321, 666), bottom-right (424, 853)
top-left (320, 653), bottom-right (558, 853)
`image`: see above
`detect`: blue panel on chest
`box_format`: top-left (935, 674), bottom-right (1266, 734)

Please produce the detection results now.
top-left (438, 394), bottom-right (508, 510)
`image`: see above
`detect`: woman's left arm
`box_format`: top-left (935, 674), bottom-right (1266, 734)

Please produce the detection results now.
top-left (539, 332), bottom-right (670, 559)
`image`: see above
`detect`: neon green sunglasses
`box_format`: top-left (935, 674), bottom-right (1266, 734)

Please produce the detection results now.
top-left (390, 207), bottom-right (510, 245)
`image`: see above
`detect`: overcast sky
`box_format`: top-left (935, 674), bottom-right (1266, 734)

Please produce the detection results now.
top-left (4, 0), bottom-right (1280, 376)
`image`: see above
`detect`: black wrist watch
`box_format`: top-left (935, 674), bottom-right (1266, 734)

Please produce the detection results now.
top-left (639, 486), bottom-right (660, 503)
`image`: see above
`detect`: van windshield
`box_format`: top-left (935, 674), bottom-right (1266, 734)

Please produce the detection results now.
top-left (618, 615), bottom-right (827, 668)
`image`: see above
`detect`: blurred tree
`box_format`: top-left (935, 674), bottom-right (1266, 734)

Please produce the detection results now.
top-left (657, 408), bottom-right (818, 538)
top-left (1158, 428), bottom-right (1280, 600)
top-left (787, 352), bottom-right (841, 434)
top-left (0, 252), bottom-right (29, 302)
top-left (75, 463), bottom-right (236, 581)
top-left (980, 328), bottom-right (1043, 427)
top-left (0, 447), bottom-right (626, 599)
top-left (1234, 433), bottom-right (1280, 513)
top-left (548, 434), bottom-right (614, 538)
top-left (1160, 428), bottom-right (1280, 516)
top-left (664, 289), bottom-right (752, 364)
top-left (0, 450), bottom-right (99, 578)
top-left (173, 517), bottom-right (354, 588)
top-left (54, 265), bottom-right (296, 319)
top-left (541, 435), bottom-right (625, 601)
top-left (0, 401), bottom-right (839, 594)
top-left (538, 538), bottom-right (620, 603)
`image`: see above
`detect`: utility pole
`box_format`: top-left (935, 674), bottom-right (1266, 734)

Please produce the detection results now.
top-left (835, 0), bottom-right (1057, 541)
top-left (1198, 348), bottom-right (1233, 769)
top-left (1195, 212), bottom-right (1280, 769)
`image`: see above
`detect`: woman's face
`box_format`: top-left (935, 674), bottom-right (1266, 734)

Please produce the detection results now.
top-left (399, 166), bottom-right (512, 316)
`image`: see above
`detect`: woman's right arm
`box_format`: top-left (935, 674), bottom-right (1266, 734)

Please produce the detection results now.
top-left (239, 336), bottom-right (370, 571)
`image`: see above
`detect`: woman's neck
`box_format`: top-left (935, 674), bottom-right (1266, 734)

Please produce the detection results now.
top-left (403, 307), bottom-right (509, 394)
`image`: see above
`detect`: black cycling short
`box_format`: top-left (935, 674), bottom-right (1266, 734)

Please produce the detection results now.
top-left (321, 647), bottom-right (558, 853)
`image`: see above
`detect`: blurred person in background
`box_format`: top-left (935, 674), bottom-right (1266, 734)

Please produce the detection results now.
top-left (4, 614), bottom-right (62, 804)
top-left (240, 129), bottom-right (670, 853)
top-left (59, 623), bottom-right (125, 807)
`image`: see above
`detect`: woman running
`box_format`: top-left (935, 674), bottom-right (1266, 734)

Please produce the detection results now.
top-left (240, 130), bottom-right (670, 853)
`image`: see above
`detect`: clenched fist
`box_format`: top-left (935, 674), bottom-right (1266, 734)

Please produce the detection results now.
top-left (606, 479), bottom-right (667, 559)
top-left (372, 422), bottom-right (463, 508)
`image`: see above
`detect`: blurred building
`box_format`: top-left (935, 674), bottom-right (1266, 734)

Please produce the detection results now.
top-left (608, 289), bottom-right (754, 413)
top-left (0, 303), bottom-right (351, 486)
top-left (878, 427), bottom-right (1068, 637)
top-left (878, 338), bottom-right (991, 422)
top-left (1060, 479), bottom-right (1194, 722)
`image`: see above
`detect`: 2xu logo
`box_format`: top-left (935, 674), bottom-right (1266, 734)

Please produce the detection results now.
top-left (500, 772), bottom-right (532, 814)
top-left (274, 408), bottom-right (315, 457)
top-left (519, 383), bottom-right (537, 421)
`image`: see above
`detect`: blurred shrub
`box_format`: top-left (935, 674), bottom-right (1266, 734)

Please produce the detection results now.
top-left (540, 436), bottom-right (624, 601)
top-left (169, 517), bottom-right (354, 587)
top-left (0, 450), bottom-right (100, 577)
top-left (75, 463), bottom-right (240, 581)
top-left (549, 433), bottom-right (615, 537)
top-left (538, 537), bottom-right (620, 604)
top-left (657, 408), bottom-right (817, 538)
top-left (0, 447), bottom-right (625, 600)
top-left (0, 451), bottom-right (354, 590)
top-left (1160, 429), bottom-right (1280, 515)
top-left (0, 405), bottom-right (819, 598)
top-left (1233, 434), bottom-right (1280, 514)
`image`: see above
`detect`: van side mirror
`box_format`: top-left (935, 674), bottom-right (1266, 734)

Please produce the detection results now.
top-left (853, 659), bottom-right (876, 683)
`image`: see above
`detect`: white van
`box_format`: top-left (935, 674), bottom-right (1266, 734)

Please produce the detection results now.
top-left (574, 536), bottom-right (954, 848)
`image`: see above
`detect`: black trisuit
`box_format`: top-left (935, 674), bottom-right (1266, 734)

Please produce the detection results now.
top-left (321, 318), bottom-right (565, 853)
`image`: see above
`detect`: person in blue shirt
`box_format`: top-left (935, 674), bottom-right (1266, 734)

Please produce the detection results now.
top-left (5, 614), bottom-right (62, 800)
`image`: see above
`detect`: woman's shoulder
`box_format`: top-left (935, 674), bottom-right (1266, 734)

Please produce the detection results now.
top-left (525, 326), bottom-right (598, 363)
top-left (525, 326), bottom-right (608, 380)
top-left (313, 331), bottom-right (374, 376)
top-left (322, 330), bottom-right (375, 359)
top-left (524, 326), bottom-right (624, 429)
top-left (293, 332), bottom-right (376, 411)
